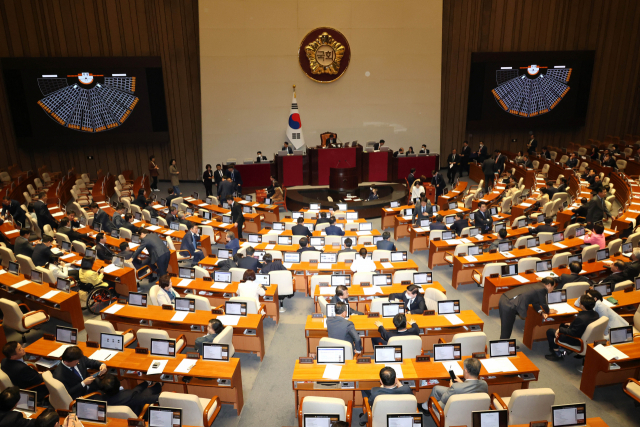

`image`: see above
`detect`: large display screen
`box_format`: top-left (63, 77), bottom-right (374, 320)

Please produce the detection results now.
top-left (1, 57), bottom-right (168, 145)
top-left (467, 51), bottom-right (595, 129)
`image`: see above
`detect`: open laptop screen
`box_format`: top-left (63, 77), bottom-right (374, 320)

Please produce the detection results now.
top-left (433, 343), bottom-right (462, 361)
top-left (150, 338), bottom-right (176, 357)
top-left (56, 326), bottom-right (78, 344)
top-left (609, 326), bottom-right (634, 345)
top-left (303, 414), bottom-right (341, 427)
top-left (202, 343), bottom-right (230, 361)
top-left (76, 399), bottom-right (107, 424)
top-left (437, 300), bottom-right (460, 314)
top-left (413, 272), bottom-right (432, 284)
top-left (373, 345), bottom-right (402, 364)
top-left (148, 406), bottom-right (182, 427)
top-left (471, 410), bottom-right (508, 427)
top-left (489, 339), bottom-right (517, 357)
top-left (16, 390), bottom-right (36, 414)
top-left (128, 292), bottom-right (147, 307)
top-left (100, 333), bottom-right (124, 352)
top-left (316, 347), bottom-right (345, 364)
top-left (552, 403), bottom-right (587, 427)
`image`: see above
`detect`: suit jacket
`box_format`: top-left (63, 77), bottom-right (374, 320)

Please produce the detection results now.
top-left (326, 316), bottom-right (362, 352)
top-left (431, 173), bottom-right (446, 192)
top-left (113, 213), bottom-right (126, 229)
top-left (460, 145), bottom-right (471, 162)
top-left (450, 219), bottom-right (469, 236)
top-left (474, 210), bottom-right (493, 233)
top-left (181, 230), bottom-right (201, 256)
top-left (377, 323), bottom-right (420, 342)
top-left (0, 410), bottom-right (33, 427)
top-left (368, 384), bottom-right (413, 406)
top-left (256, 155), bottom-right (268, 162)
top-left (96, 243), bottom-right (114, 262)
top-left (165, 213), bottom-right (178, 227)
top-left (52, 356), bottom-right (102, 399)
top-left (58, 226), bottom-right (87, 243)
top-left (600, 272), bottom-right (627, 285)
top-left (533, 224), bottom-right (558, 233)
top-left (229, 202), bottom-right (244, 227)
top-left (330, 295), bottom-right (363, 315)
top-left (297, 246), bottom-right (316, 253)
top-left (559, 310), bottom-right (599, 339)
top-left (149, 161), bottom-right (159, 177)
top-left (292, 224), bottom-right (312, 237)
top-left (528, 139), bottom-right (538, 152)
top-left (213, 169), bottom-right (225, 186)
top-left (33, 201), bottom-right (58, 230)
top-left (566, 158), bottom-right (578, 168)
top-left (407, 173), bottom-right (416, 187)
top-left (260, 260), bottom-right (287, 274)
top-left (97, 382), bottom-right (160, 416)
top-left (543, 151), bottom-right (551, 159)
top-left (194, 332), bottom-right (219, 355)
top-left (436, 379), bottom-right (489, 407)
top-left (325, 225), bottom-right (345, 236)
top-left (430, 222), bottom-right (447, 230)
top-left (1, 199), bottom-right (27, 226)
top-left (130, 233), bottom-right (170, 265)
top-left (447, 153), bottom-right (460, 166)
top-left (226, 170), bottom-right (243, 187)
top-left (376, 240), bottom-right (397, 251)
top-left (32, 244), bottom-right (55, 267)
top-left (586, 195), bottom-right (609, 223)
top-left (488, 238), bottom-right (511, 251)
top-left (225, 238), bottom-right (240, 255)
top-left (557, 184), bottom-right (567, 193)
top-left (495, 154), bottom-right (506, 172)
top-left (603, 158), bottom-right (616, 168)
top-left (94, 209), bottom-right (115, 233)
top-left (218, 180), bottom-right (235, 198)
top-left (1, 358), bottom-right (43, 390)
top-left (282, 146), bottom-right (294, 154)
top-left (389, 292), bottom-right (426, 314)
top-left (574, 205), bottom-right (588, 218)
top-left (477, 145), bottom-right (488, 161)
top-left (624, 260), bottom-right (640, 280)
top-left (237, 256), bottom-right (263, 272)
top-left (557, 273), bottom-right (592, 289)
top-left (14, 236), bottom-right (34, 257)
top-left (503, 283), bottom-right (549, 318)
top-left (482, 158), bottom-right (496, 176)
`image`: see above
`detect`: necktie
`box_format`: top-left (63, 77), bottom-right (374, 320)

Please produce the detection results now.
top-left (409, 298), bottom-right (414, 309)
top-left (72, 366), bottom-right (83, 380)
top-left (193, 234), bottom-right (197, 248)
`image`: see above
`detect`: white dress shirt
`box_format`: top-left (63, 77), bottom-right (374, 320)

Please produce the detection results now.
top-left (350, 255), bottom-right (377, 273)
top-left (237, 280), bottom-right (266, 310)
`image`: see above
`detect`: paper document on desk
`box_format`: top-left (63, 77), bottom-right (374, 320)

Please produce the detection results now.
top-left (446, 239), bottom-right (462, 245)
top-left (500, 252), bottom-right (515, 258)
top-left (5, 229), bottom-right (19, 235)
top-left (283, 262), bottom-right (293, 269)
top-left (147, 359), bottom-right (168, 375)
top-left (146, 226), bottom-right (161, 231)
top-left (362, 286), bottom-right (383, 296)
top-left (128, 242), bottom-right (140, 250)
top-left (464, 255), bottom-right (478, 262)
top-left (51, 248), bottom-right (62, 255)
top-left (0, 270), bottom-right (5, 275)
top-left (210, 282), bottom-right (229, 290)
top-left (265, 244), bottom-right (275, 250)
top-left (594, 344), bottom-right (628, 361)
top-left (48, 344), bottom-right (73, 358)
top-left (52, 212), bottom-right (64, 217)
top-left (441, 361), bottom-right (463, 376)
top-left (520, 203), bottom-right (533, 207)
top-left (317, 263), bottom-right (333, 269)
top-left (216, 315), bottom-right (240, 326)
top-left (41, 290), bottom-right (60, 300)
top-left (531, 248), bottom-right (545, 253)
top-left (413, 227), bottom-right (425, 233)
top-left (385, 364), bottom-right (404, 379)
top-left (171, 312), bottom-right (189, 322)
top-left (104, 304), bottom-right (125, 314)
top-left (356, 231), bottom-right (370, 236)
top-left (444, 314), bottom-right (464, 325)
top-left (553, 243), bottom-right (567, 249)
top-left (89, 349), bottom-right (119, 361)
top-left (61, 253), bottom-right (75, 260)
top-left (176, 279), bottom-right (192, 287)
top-left (319, 287), bottom-right (334, 296)
top-left (322, 364), bottom-right (342, 380)
top-left (548, 302), bottom-right (578, 315)
top-left (480, 357), bottom-right (517, 373)
top-left (103, 264), bottom-right (120, 274)
top-left (459, 238), bottom-right (471, 244)
top-left (512, 275), bottom-right (529, 283)
top-left (385, 208), bottom-right (395, 212)
top-left (163, 230), bottom-right (174, 236)
top-left (380, 262), bottom-right (394, 269)
top-left (535, 271), bottom-right (556, 279)
top-left (175, 359), bottom-right (198, 373)
top-left (152, 204), bottom-right (164, 209)
top-left (11, 280), bottom-right (31, 288)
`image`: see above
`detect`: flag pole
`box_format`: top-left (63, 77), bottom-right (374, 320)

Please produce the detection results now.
top-left (293, 84), bottom-right (296, 98)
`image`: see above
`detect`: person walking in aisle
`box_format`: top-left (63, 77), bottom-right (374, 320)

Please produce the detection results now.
top-left (169, 159), bottom-right (182, 195)
top-left (202, 164), bottom-right (214, 197)
top-left (148, 155), bottom-right (160, 191)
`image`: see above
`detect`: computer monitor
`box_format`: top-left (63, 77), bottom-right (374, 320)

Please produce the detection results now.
top-left (85, 247), bottom-right (96, 259)
top-left (575, 227), bottom-right (585, 237)
top-left (57, 278), bottom-right (71, 293)
top-left (469, 227), bottom-right (481, 237)
top-left (110, 229), bottom-right (120, 239)
top-left (622, 242), bottom-right (633, 254)
top-left (112, 256), bottom-right (124, 268)
top-left (56, 326), bottom-right (78, 344)
top-left (76, 398), bottom-right (107, 424)
top-left (346, 212), bottom-right (358, 221)
top-left (536, 260), bottom-right (551, 272)
top-left (331, 275), bottom-right (350, 287)
top-left (132, 234), bottom-right (141, 244)
top-left (437, 300), bottom-right (460, 314)
top-left (442, 231), bottom-right (455, 240)
top-left (337, 203), bottom-right (348, 211)
top-left (413, 272), bottom-right (432, 284)
top-left (179, 267), bottom-right (195, 279)
top-left (382, 303), bottom-right (404, 317)
top-left (527, 237), bottom-right (539, 248)
top-left (494, 222), bottom-right (506, 233)
top-left (593, 283), bottom-right (612, 297)
top-left (284, 252), bottom-right (301, 263)
top-left (359, 222), bottom-right (373, 231)
top-left (316, 347), bottom-right (345, 364)
top-left (498, 241), bottom-right (512, 252)
top-left (303, 414), bottom-right (341, 427)
top-left (433, 343), bottom-right (462, 361)
top-left (222, 215), bottom-right (232, 224)
top-left (253, 274), bottom-right (270, 286)
top-left (303, 223), bottom-right (315, 233)
top-left (471, 410), bottom-right (508, 427)
top-left (420, 219), bottom-right (431, 228)
top-left (390, 201), bottom-right (400, 208)
top-left (431, 206), bottom-right (438, 214)
top-left (390, 251), bottom-right (407, 262)
top-left (30, 269), bottom-right (42, 284)
top-left (61, 240), bottom-right (72, 252)
top-left (264, 198), bottom-right (272, 205)
top-left (150, 338), bottom-right (176, 358)
top-left (128, 292), bottom-right (147, 307)
top-left (309, 203), bottom-right (321, 210)
top-left (551, 403), bottom-right (587, 427)
top-left (636, 276), bottom-right (640, 291)
top-left (248, 234), bottom-right (262, 244)
top-left (537, 213), bottom-right (546, 223)
top-left (547, 290), bottom-right (567, 304)
top-left (609, 326), bottom-right (634, 345)
top-left (242, 206), bottom-right (252, 214)
top-left (553, 232), bottom-right (564, 243)
top-left (100, 333), bottom-right (124, 352)
top-left (205, 197), bottom-right (214, 205)
top-left (373, 345), bottom-right (403, 363)
top-left (326, 303), bottom-right (338, 318)
top-left (217, 249), bottom-right (231, 259)
top-left (517, 218), bottom-right (527, 228)
top-left (202, 343), bottom-right (230, 362)
top-left (310, 237), bottom-right (325, 247)
top-left (93, 223), bottom-right (102, 232)
top-left (320, 253), bottom-right (337, 263)
top-left (278, 235), bottom-right (292, 245)
top-left (449, 202), bottom-right (458, 210)
top-left (596, 248), bottom-right (609, 261)
top-left (386, 414), bottom-right (423, 427)
top-left (568, 254), bottom-right (582, 264)
top-left (79, 216), bottom-right (87, 226)
top-left (175, 297), bottom-right (195, 312)
top-left (373, 274), bottom-right (392, 286)
top-left (468, 245), bottom-right (483, 256)
top-left (292, 212), bottom-right (303, 220)
top-left (244, 195), bottom-right (252, 202)
top-left (268, 220), bottom-right (283, 230)
top-left (501, 264), bottom-right (517, 277)
top-left (168, 222), bottom-right (180, 231)
top-left (148, 406), bottom-right (182, 427)
top-left (489, 207), bottom-right (498, 216)
top-left (225, 301), bottom-right (247, 316)
top-left (445, 216), bottom-right (455, 225)
top-left (373, 236), bottom-right (384, 244)
top-left (404, 208), bottom-right (414, 216)
top-left (202, 210), bottom-right (212, 220)
top-left (489, 339), bottom-right (517, 358)
top-left (214, 271), bottom-right (232, 283)
top-left (16, 389), bottom-right (37, 414)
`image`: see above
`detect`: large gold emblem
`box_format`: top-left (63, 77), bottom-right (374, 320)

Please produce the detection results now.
top-left (299, 27), bottom-right (351, 83)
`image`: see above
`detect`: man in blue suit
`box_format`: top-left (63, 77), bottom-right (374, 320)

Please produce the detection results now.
top-left (376, 231), bottom-right (397, 251)
top-left (182, 223), bottom-right (205, 264)
top-left (238, 246), bottom-right (263, 271)
top-left (430, 215), bottom-right (447, 230)
top-left (226, 164), bottom-right (243, 195)
top-left (324, 217), bottom-right (345, 236)
top-left (225, 230), bottom-right (240, 255)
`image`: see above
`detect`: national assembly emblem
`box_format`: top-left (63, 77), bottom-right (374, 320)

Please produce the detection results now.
top-left (299, 27), bottom-right (351, 83)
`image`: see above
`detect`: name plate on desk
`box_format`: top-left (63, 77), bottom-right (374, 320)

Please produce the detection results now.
top-left (86, 341), bottom-right (99, 348)
top-left (416, 355), bottom-right (430, 362)
top-left (299, 357), bottom-right (314, 364)
top-left (594, 339), bottom-right (608, 347)
top-left (162, 304), bottom-right (174, 310)
top-left (367, 312), bottom-right (380, 318)
top-left (360, 282), bottom-right (371, 287)
top-left (380, 258), bottom-right (389, 262)
top-left (312, 313), bottom-right (324, 318)
top-left (357, 357), bottom-right (371, 364)
top-left (530, 421), bottom-right (548, 427)
top-left (43, 333), bottom-right (55, 341)
top-left (203, 277), bottom-right (212, 282)
top-left (187, 352), bottom-right (200, 359)
top-left (401, 280), bottom-right (411, 285)
top-left (472, 352), bottom-right (486, 359)
top-left (309, 260), bottom-right (318, 264)
top-left (423, 310), bottom-right (435, 316)
top-left (212, 309), bottom-right (224, 315)
top-left (345, 259), bottom-right (353, 264)
top-left (128, 420), bottom-right (145, 427)
top-left (520, 373), bottom-right (536, 381)
top-left (135, 347), bottom-right (149, 355)
top-left (319, 282), bottom-right (329, 287)
top-left (624, 286), bottom-right (633, 293)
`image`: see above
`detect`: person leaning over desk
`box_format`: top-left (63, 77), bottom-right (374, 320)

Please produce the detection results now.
top-left (498, 277), bottom-right (557, 340)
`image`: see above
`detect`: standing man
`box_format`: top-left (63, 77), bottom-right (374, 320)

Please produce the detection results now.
top-left (227, 195), bottom-right (245, 239)
top-left (226, 164), bottom-right (243, 196)
top-left (460, 140), bottom-right (472, 176)
top-left (447, 149), bottom-right (460, 183)
top-left (148, 155), bottom-right (160, 191)
top-left (127, 229), bottom-right (171, 277)
top-left (1, 197), bottom-right (27, 228)
top-left (482, 154), bottom-right (497, 193)
top-left (202, 164), bottom-right (214, 198)
top-left (473, 202), bottom-right (493, 234)
top-left (214, 164), bottom-right (225, 196)
top-left (412, 198), bottom-right (432, 225)
top-left (33, 195), bottom-right (58, 231)
top-left (527, 134), bottom-right (537, 154)
top-left (218, 176), bottom-right (235, 200)
top-left (407, 168), bottom-right (417, 187)
top-left (586, 188), bottom-right (611, 224)
top-left (431, 169), bottom-right (446, 199)
top-left (90, 202), bottom-right (115, 233)
top-left (477, 141), bottom-right (488, 162)
top-left (498, 278), bottom-right (557, 339)
top-left (495, 150), bottom-right (506, 176)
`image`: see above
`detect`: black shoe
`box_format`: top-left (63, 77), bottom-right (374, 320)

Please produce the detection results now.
top-left (418, 403), bottom-right (429, 416)
top-left (545, 353), bottom-right (564, 361)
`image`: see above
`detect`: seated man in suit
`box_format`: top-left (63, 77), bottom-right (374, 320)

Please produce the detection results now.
top-left (14, 229), bottom-right (35, 257)
top-left (376, 231), bottom-right (397, 251)
top-left (53, 346), bottom-right (107, 399)
top-left (330, 285), bottom-right (363, 316)
top-left (419, 358), bottom-right (488, 414)
top-left (238, 246), bottom-right (263, 271)
top-left (450, 212), bottom-right (469, 236)
top-left (0, 386), bottom-right (38, 427)
top-left (624, 248), bottom-right (640, 280)
top-left (373, 140), bottom-right (385, 151)
top-left (225, 231), bottom-right (240, 255)
top-left (393, 147), bottom-right (405, 157)
top-left (557, 177), bottom-right (569, 193)
top-left (326, 303), bottom-right (362, 354)
top-left (165, 206), bottom-right (179, 227)
top-left (292, 217), bottom-right (312, 237)
top-left (297, 237), bottom-right (316, 253)
top-left (566, 152), bottom-right (579, 168)
top-left (282, 141), bottom-right (294, 154)
top-left (412, 198), bottom-right (432, 225)
top-left (260, 253), bottom-right (287, 274)
top-left (1, 342), bottom-right (48, 399)
top-left (181, 223), bottom-right (205, 265)
top-left (256, 151), bottom-right (268, 162)
top-left (531, 217), bottom-right (558, 234)
top-left (602, 154), bottom-right (617, 168)
top-left (195, 319), bottom-right (224, 355)
top-left (389, 285), bottom-right (426, 314)
top-left (372, 313), bottom-right (419, 346)
top-left (488, 228), bottom-right (510, 251)
top-left (95, 233), bottom-right (114, 262)
top-left (337, 237), bottom-right (356, 257)
top-left (419, 144), bottom-right (428, 154)
top-left (360, 367), bottom-right (413, 425)
top-left (89, 202), bottom-right (115, 233)
top-left (32, 235), bottom-right (57, 267)
top-left (58, 217), bottom-right (88, 242)
top-left (120, 213), bottom-right (141, 234)
top-left (545, 294), bottom-right (599, 361)
top-left (166, 187), bottom-right (179, 206)
top-left (556, 261), bottom-right (592, 289)
top-left (112, 204), bottom-right (127, 230)
top-left (177, 211), bottom-right (190, 227)
top-left (429, 214), bottom-right (447, 231)
top-left (598, 261), bottom-right (628, 286)
top-left (574, 198), bottom-right (589, 219)
top-left (316, 211), bottom-right (332, 225)
top-left (474, 202), bottom-right (493, 234)
top-left (324, 217), bottom-right (345, 236)
top-left (588, 176), bottom-right (604, 193)
top-left (97, 374), bottom-right (161, 416)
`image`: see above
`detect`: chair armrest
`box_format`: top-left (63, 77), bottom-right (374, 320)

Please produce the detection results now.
top-left (258, 303), bottom-right (267, 316)
top-left (364, 397), bottom-right (373, 427)
top-left (364, 304), bottom-right (370, 314)
top-left (18, 303), bottom-right (31, 312)
top-left (137, 404), bottom-right (150, 420)
top-left (346, 400), bottom-right (353, 425)
top-left (428, 396), bottom-right (445, 427)
top-left (24, 382), bottom-right (45, 391)
top-left (176, 334), bottom-right (188, 353)
top-left (556, 332), bottom-right (584, 354)
top-left (177, 250), bottom-right (192, 258)
top-left (620, 313), bottom-right (635, 324)
top-left (22, 310), bottom-right (50, 329)
top-left (471, 269), bottom-right (483, 285)
top-left (137, 266), bottom-right (153, 280)
top-left (120, 328), bottom-right (136, 344)
top-left (203, 395), bottom-right (221, 427)
top-left (437, 337), bottom-right (447, 344)
top-left (490, 392), bottom-right (507, 410)
top-left (298, 396), bottom-right (305, 427)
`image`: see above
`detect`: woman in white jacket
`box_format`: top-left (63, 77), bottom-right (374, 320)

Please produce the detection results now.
top-left (236, 270), bottom-right (266, 312)
top-left (156, 274), bottom-right (178, 306)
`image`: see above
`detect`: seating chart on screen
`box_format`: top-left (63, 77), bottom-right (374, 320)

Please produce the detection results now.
top-left (37, 72), bottom-right (139, 132)
top-left (492, 65), bottom-right (572, 118)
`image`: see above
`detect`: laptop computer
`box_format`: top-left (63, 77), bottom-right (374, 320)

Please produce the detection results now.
top-left (609, 326), bottom-right (634, 345)
top-left (437, 300), bottom-right (460, 315)
top-left (596, 248), bottom-right (609, 261)
top-left (16, 389), bottom-right (37, 415)
top-left (547, 290), bottom-right (567, 304)
top-left (551, 403), bottom-right (587, 427)
top-left (316, 347), bottom-right (345, 364)
top-left (373, 274), bottom-right (392, 286)
top-left (488, 339), bottom-right (517, 358)
top-left (128, 292), bottom-right (148, 307)
top-left (202, 343), bottom-right (230, 362)
top-left (56, 326), bottom-right (78, 344)
top-left (57, 278), bottom-right (71, 293)
top-left (303, 414), bottom-right (341, 427)
top-left (100, 333), bottom-right (124, 352)
top-left (255, 274), bottom-right (270, 286)
top-left (386, 414), bottom-right (422, 427)
top-left (76, 398), bottom-right (107, 424)
top-left (413, 272), bottom-right (432, 284)
top-left (175, 297), bottom-right (195, 312)
top-left (472, 410), bottom-right (508, 427)
top-left (179, 267), bottom-right (195, 279)
top-left (433, 343), bottom-right (462, 361)
top-left (390, 251), bottom-right (407, 262)
top-left (501, 264), bottom-right (517, 277)
top-left (331, 275), bottom-right (350, 287)
top-left (284, 252), bottom-right (301, 263)
top-left (373, 345), bottom-right (403, 364)
top-left (148, 406), bottom-right (182, 427)
top-left (381, 303), bottom-right (404, 317)
top-left (214, 271), bottom-right (232, 284)
top-left (225, 301), bottom-right (247, 316)
top-left (150, 338), bottom-right (176, 358)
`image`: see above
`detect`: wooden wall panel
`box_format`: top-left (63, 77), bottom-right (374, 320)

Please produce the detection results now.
top-left (0, 0), bottom-right (202, 181)
top-left (441, 0), bottom-right (640, 162)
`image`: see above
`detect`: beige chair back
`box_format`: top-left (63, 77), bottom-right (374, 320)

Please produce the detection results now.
top-left (318, 296), bottom-right (328, 315)
top-left (0, 298), bottom-right (30, 333)
top-left (185, 294), bottom-right (212, 311)
top-left (148, 285), bottom-right (161, 306)
top-left (301, 396), bottom-right (347, 421)
top-left (372, 250), bottom-right (391, 261)
top-left (0, 247), bottom-right (16, 268)
top-left (229, 296), bottom-right (260, 314)
top-left (581, 244), bottom-right (600, 262)
top-left (424, 288), bottom-right (447, 311)
top-left (107, 406), bottom-right (138, 419)
top-left (369, 298), bottom-right (390, 314)
top-left (393, 270), bottom-right (417, 283)
top-left (158, 392), bottom-right (215, 427)
top-left (452, 332), bottom-right (487, 356)
top-left (501, 388), bottom-right (555, 424)
top-left (16, 254), bottom-right (36, 277)
top-left (212, 326), bottom-right (235, 357)
top-left (229, 268), bottom-right (247, 282)
top-left (371, 395), bottom-right (417, 427)
top-left (318, 337), bottom-right (354, 360)
top-left (268, 270), bottom-right (293, 296)
top-left (85, 319), bottom-right (117, 342)
top-left (0, 368), bottom-right (14, 391)
top-left (388, 335), bottom-right (422, 359)
top-left (442, 393), bottom-right (491, 427)
top-left (43, 371), bottom-right (73, 410)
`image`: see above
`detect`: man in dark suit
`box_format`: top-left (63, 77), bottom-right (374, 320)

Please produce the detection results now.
top-left (53, 346), bottom-right (106, 399)
top-left (431, 170), bottom-right (446, 199)
top-left (330, 285), bottom-right (363, 315)
top-left (531, 217), bottom-right (558, 234)
top-left (181, 223), bottom-right (205, 265)
top-left (266, 176), bottom-right (276, 198)
top-left (32, 196), bottom-right (58, 231)
top-left (226, 165), bottom-right (243, 195)
top-left (482, 155), bottom-right (497, 193)
top-left (523, 155), bottom-right (533, 169)
top-left (599, 261), bottom-right (628, 286)
top-left (218, 177), bottom-right (235, 200)
top-left (447, 150), bottom-right (460, 183)
top-left (165, 206), bottom-right (178, 227)
top-left (1, 197), bottom-right (27, 227)
top-left (292, 217), bottom-right (312, 237)
top-left (566, 153), bottom-right (578, 168)
top-left (527, 134), bottom-right (537, 154)
top-left (260, 253), bottom-right (287, 274)
top-left (1, 342), bottom-right (47, 398)
top-left (477, 141), bottom-right (488, 162)
top-left (337, 238), bottom-right (357, 257)
top-left (389, 285), bottom-right (426, 314)
top-left (450, 212), bottom-right (469, 236)
top-left (498, 278), bottom-right (556, 339)
top-left (238, 246), bottom-right (263, 271)
top-left (316, 212), bottom-right (332, 225)
top-left (97, 374), bottom-right (161, 416)
top-left (128, 230), bottom-right (172, 277)
top-left (556, 261), bottom-right (592, 289)
top-left (297, 237), bottom-right (316, 253)
top-left (557, 177), bottom-right (568, 193)
top-left (574, 198), bottom-right (589, 219)
top-left (327, 303), bottom-right (362, 354)
top-left (430, 215), bottom-right (447, 230)
top-left (474, 203), bottom-right (493, 234)
top-left (32, 235), bottom-right (56, 267)
top-left (282, 141), bottom-right (294, 154)
top-left (586, 189), bottom-right (611, 224)
top-left (376, 231), bottom-right (397, 251)
top-left (14, 229), bottom-right (34, 257)
top-left (624, 248), bottom-right (640, 279)
top-left (360, 367), bottom-right (412, 423)
top-left (393, 148), bottom-right (405, 157)
top-left (120, 214), bottom-right (141, 234)
top-left (541, 146), bottom-right (551, 159)
top-left (165, 188), bottom-right (179, 206)
top-left (495, 150), bottom-right (506, 175)
top-left (419, 144), bottom-right (428, 154)
top-left (95, 233), bottom-right (114, 262)
top-left (460, 141), bottom-right (472, 176)
top-left (373, 140), bottom-right (385, 151)
top-left (602, 154), bottom-right (616, 168)
top-left (325, 217), bottom-right (345, 236)
top-left (118, 242), bottom-right (147, 270)
top-left (225, 231), bottom-right (240, 255)
top-left (412, 198), bottom-right (432, 225)
top-left (488, 228), bottom-right (510, 251)
top-left (195, 319), bottom-right (224, 355)
top-left (112, 204), bottom-right (127, 229)
top-left (89, 203), bottom-right (114, 233)
top-left (407, 168), bottom-right (417, 187)
top-left (58, 217), bottom-right (88, 242)
top-left (588, 176), bottom-right (604, 194)
top-left (227, 195), bottom-right (245, 239)
top-left (256, 151), bottom-right (268, 162)
top-left (545, 294), bottom-right (599, 361)
top-left (0, 386), bottom-right (36, 427)
top-left (213, 164), bottom-right (225, 195)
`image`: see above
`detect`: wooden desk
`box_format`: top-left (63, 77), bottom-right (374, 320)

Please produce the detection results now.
top-left (182, 196), bottom-right (265, 234)
top-left (58, 250), bottom-right (138, 296)
top-left (393, 207), bottom-right (473, 241)
top-left (101, 303), bottom-right (266, 361)
top-left (0, 270), bottom-right (84, 330)
top-left (304, 311), bottom-right (483, 356)
top-left (437, 181), bottom-right (468, 209)
top-left (511, 419), bottom-right (607, 427)
top-left (25, 339), bottom-right (244, 414)
top-left (580, 338), bottom-right (640, 398)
